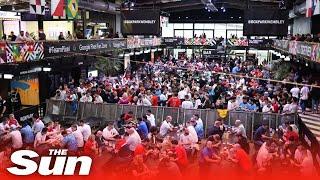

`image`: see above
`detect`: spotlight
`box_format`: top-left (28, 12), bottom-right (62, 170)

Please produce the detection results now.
top-left (223, 8), bottom-right (226, 12)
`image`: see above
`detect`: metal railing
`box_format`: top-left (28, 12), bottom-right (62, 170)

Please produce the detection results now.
top-left (46, 99), bottom-right (298, 140)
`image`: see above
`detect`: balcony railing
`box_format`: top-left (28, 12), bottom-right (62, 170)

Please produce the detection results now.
top-left (0, 37), bottom-right (162, 64)
top-left (273, 39), bottom-right (320, 62)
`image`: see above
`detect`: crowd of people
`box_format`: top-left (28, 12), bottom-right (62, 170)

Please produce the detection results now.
top-left (285, 33), bottom-right (320, 43)
top-left (52, 55), bottom-right (319, 115)
top-left (0, 110), bottom-right (316, 178)
top-left (0, 54), bottom-right (318, 177)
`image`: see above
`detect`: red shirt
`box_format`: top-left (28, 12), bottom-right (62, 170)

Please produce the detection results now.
top-left (174, 145), bottom-right (188, 167)
top-left (285, 131), bottom-right (299, 142)
top-left (167, 97), bottom-right (181, 107)
top-left (134, 144), bottom-right (146, 156)
top-left (83, 139), bottom-right (97, 157)
top-left (235, 148), bottom-right (252, 172)
top-left (124, 113), bottom-right (133, 121)
top-left (272, 103), bottom-right (279, 113)
top-left (8, 119), bottom-right (18, 126)
top-left (151, 95), bottom-right (159, 106)
top-left (115, 139), bottom-right (126, 151)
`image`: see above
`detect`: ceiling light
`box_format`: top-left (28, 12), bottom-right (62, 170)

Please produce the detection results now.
top-left (186, 16), bottom-right (188, 19)
top-left (239, 17), bottom-right (242, 19)
top-left (223, 9), bottom-right (226, 12)
top-left (43, 67), bottom-right (51, 72)
top-left (231, 17), bottom-right (233, 19)
top-left (306, 63), bottom-right (308, 67)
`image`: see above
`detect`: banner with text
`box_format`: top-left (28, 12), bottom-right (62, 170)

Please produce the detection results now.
top-left (121, 10), bottom-right (160, 36)
top-left (44, 39), bottom-right (127, 57)
top-left (244, 9), bottom-right (288, 36)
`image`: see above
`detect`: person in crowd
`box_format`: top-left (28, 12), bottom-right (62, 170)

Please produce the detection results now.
top-left (253, 122), bottom-right (271, 150)
top-left (310, 81), bottom-right (320, 113)
top-left (83, 134), bottom-right (98, 157)
top-left (66, 31), bottom-right (73, 40)
top-left (159, 116), bottom-right (173, 137)
top-left (58, 32), bottom-right (65, 40)
top-left (71, 124), bottom-right (84, 150)
top-left (39, 29), bottom-right (46, 40)
top-left (199, 140), bottom-right (221, 177)
top-left (79, 120), bottom-right (92, 142)
top-left (103, 122), bottom-right (119, 148)
top-left (61, 129), bottom-right (78, 154)
top-left (137, 117), bottom-right (149, 140)
top-left (32, 113), bottom-right (44, 135)
top-left (8, 114), bottom-right (20, 127)
top-left (9, 125), bottom-right (23, 150)
top-left (34, 127), bottom-right (49, 149)
top-left (15, 31), bottom-right (25, 42)
top-left (8, 31), bottom-right (16, 41)
top-left (146, 110), bottom-right (156, 127)
top-left (20, 121), bottom-right (34, 147)
top-left (234, 119), bottom-right (246, 138)
top-left (0, 96), bottom-right (6, 118)
top-left (126, 127), bottom-right (141, 152)
top-left (181, 95), bottom-right (193, 109)
top-left (300, 83), bottom-right (309, 114)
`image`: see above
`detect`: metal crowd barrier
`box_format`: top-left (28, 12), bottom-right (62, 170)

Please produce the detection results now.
top-left (46, 99), bottom-right (297, 140)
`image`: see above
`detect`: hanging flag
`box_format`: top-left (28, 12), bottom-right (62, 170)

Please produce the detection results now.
top-left (66, 0), bottom-right (79, 19)
top-left (306, 0), bottom-right (313, 17)
top-left (314, 0), bottom-right (320, 16)
top-left (51, 0), bottom-right (64, 16)
top-left (30, 0), bottom-right (46, 15)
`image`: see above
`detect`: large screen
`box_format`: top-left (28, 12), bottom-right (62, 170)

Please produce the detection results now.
top-left (243, 8), bottom-right (288, 36)
top-left (121, 10), bottom-right (160, 36)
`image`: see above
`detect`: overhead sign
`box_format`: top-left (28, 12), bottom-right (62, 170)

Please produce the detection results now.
top-left (244, 9), bottom-right (288, 36)
top-left (121, 10), bottom-right (160, 35)
top-left (202, 49), bottom-right (224, 58)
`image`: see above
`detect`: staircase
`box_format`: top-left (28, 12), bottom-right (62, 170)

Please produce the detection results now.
top-left (299, 113), bottom-right (320, 142)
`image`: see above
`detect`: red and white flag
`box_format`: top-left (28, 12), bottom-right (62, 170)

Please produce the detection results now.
top-left (30, 0), bottom-right (46, 15)
top-left (51, 0), bottom-right (64, 16)
top-left (306, 0), bottom-right (320, 17)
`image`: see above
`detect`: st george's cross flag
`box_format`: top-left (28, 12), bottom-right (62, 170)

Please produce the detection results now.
top-left (66, 0), bottom-right (79, 19)
top-left (306, 0), bottom-right (320, 17)
top-left (30, 0), bottom-right (46, 15)
top-left (51, 0), bottom-right (64, 16)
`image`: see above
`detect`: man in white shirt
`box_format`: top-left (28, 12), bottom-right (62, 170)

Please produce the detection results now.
top-left (102, 122), bottom-right (119, 148)
top-left (187, 121), bottom-right (198, 144)
top-left (93, 93), bottom-right (103, 104)
top-left (290, 85), bottom-right (300, 99)
top-left (159, 116), bottom-right (173, 137)
top-left (178, 88), bottom-right (187, 100)
top-left (34, 127), bottom-right (48, 148)
top-left (0, 118), bottom-right (9, 136)
top-left (227, 97), bottom-right (239, 111)
top-left (181, 95), bottom-right (194, 109)
top-left (179, 128), bottom-right (193, 149)
top-left (146, 110), bottom-right (156, 127)
top-left (80, 92), bottom-right (93, 102)
top-left (300, 85), bottom-right (309, 114)
top-left (137, 95), bottom-right (152, 106)
top-left (126, 127), bottom-right (141, 152)
top-left (234, 120), bottom-right (246, 138)
top-left (71, 124), bottom-right (84, 148)
top-left (79, 120), bottom-right (91, 141)
top-left (9, 126), bottom-right (23, 149)
top-left (32, 114), bottom-right (44, 134)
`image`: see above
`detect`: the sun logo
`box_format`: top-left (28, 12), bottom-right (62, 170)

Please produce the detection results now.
top-left (7, 149), bottom-right (92, 176)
